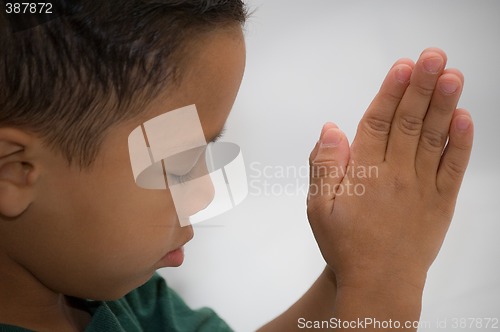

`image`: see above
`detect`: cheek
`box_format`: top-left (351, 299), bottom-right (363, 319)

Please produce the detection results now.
top-left (72, 146), bottom-right (187, 257)
top-left (22, 168), bottom-right (184, 300)
top-left (85, 171), bottom-right (182, 253)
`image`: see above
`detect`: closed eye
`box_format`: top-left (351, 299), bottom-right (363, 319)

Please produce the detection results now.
top-left (167, 127), bottom-right (225, 184)
top-left (169, 170), bottom-right (195, 184)
top-left (208, 127), bottom-right (226, 144)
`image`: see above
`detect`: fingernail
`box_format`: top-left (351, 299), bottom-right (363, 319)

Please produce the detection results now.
top-left (423, 57), bottom-right (443, 74)
top-left (456, 116), bottom-right (471, 131)
top-left (395, 66), bottom-right (412, 83)
top-left (321, 128), bottom-right (342, 147)
top-left (320, 122), bottom-right (335, 139)
top-left (440, 80), bottom-right (459, 94)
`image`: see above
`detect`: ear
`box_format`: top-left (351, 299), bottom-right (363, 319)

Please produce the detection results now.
top-left (0, 129), bottom-right (37, 218)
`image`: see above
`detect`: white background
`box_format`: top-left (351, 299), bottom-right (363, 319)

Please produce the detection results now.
top-left (160, 1), bottom-right (500, 331)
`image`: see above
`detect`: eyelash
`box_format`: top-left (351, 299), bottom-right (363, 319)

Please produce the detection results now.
top-left (170, 170), bottom-right (195, 184)
top-left (166, 140), bottom-right (215, 184)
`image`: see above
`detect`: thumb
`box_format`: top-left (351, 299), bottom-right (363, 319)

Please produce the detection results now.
top-left (308, 125), bottom-right (350, 212)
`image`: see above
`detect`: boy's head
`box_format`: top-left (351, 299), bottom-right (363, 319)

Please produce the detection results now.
top-left (0, 0), bottom-right (247, 301)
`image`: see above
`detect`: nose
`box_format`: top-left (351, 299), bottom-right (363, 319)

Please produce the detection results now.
top-left (170, 173), bottom-right (215, 222)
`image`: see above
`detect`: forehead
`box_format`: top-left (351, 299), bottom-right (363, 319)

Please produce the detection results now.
top-left (136, 27), bottom-right (246, 141)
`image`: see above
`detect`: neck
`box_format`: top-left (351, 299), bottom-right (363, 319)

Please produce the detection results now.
top-left (0, 252), bottom-right (91, 332)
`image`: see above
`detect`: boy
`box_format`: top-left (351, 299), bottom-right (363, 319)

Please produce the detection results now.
top-left (0, 1), bottom-right (473, 331)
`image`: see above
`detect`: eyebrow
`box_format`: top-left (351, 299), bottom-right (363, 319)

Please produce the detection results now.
top-left (208, 126), bottom-right (226, 143)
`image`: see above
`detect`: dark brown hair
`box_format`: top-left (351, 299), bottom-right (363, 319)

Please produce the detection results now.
top-left (0, 0), bottom-right (247, 167)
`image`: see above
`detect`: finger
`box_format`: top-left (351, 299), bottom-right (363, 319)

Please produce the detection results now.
top-left (309, 122), bottom-right (340, 175)
top-left (386, 48), bottom-right (447, 167)
top-left (308, 128), bottom-right (350, 215)
top-left (416, 69), bottom-right (464, 178)
top-left (309, 122), bottom-right (339, 162)
top-left (351, 59), bottom-right (414, 164)
top-left (437, 109), bottom-right (473, 196)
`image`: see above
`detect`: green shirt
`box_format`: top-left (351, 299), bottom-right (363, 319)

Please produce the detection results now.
top-left (0, 274), bottom-right (233, 332)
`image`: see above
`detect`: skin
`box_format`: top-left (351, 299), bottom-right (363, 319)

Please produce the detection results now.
top-left (0, 24), bottom-right (474, 332)
top-left (313, 50), bottom-right (472, 329)
top-left (261, 49), bottom-right (473, 331)
top-left (0, 27), bottom-right (246, 332)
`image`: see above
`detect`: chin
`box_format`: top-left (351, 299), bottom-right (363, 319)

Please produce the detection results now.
top-left (91, 271), bottom-right (157, 301)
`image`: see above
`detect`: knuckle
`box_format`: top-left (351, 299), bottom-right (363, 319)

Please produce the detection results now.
top-left (310, 160), bottom-right (341, 179)
top-left (453, 140), bottom-right (473, 153)
top-left (420, 128), bottom-right (447, 152)
top-left (379, 89), bottom-right (404, 104)
top-left (444, 159), bottom-right (466, 178)
top-left (397, 114), bottom-right (423, 136)
top-left (360, 115), bottom-right (392, 140)
top-left (432, 103), bottom-right (454, 116)
top-left (413, 83), bottom-right (436, 97)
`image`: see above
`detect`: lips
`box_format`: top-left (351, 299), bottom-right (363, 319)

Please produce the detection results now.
top-left (158, 226), bottom-right (193, 268)
top-left (160, 246), bottom-right (185, 267)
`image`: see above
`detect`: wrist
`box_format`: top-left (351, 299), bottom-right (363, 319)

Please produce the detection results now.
top-left (333, 285), bottom-right (423, 331)
top-left (333, 270), bottom-right (425, 323)
top-left (334, 260), bottom-right (428, 292)
top-left (337, 277), bottom-right (424, 308)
